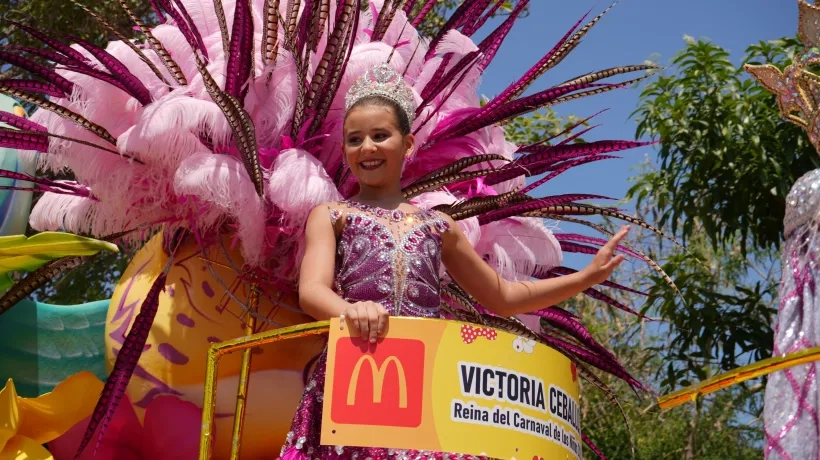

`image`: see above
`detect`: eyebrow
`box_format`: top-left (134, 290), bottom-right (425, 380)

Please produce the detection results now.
top-left (344, 126), bottom-right (393, 136)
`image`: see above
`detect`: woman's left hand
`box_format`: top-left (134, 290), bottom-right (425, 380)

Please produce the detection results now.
top-left (581, 225), bottom-right (630, 286)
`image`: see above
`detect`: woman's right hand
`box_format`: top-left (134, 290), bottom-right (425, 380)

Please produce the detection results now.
top-left (340, 301), bottom-right (389, 344)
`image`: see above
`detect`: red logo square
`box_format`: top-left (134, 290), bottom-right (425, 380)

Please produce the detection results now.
top-left (330, 337), bottom-right (425, 427)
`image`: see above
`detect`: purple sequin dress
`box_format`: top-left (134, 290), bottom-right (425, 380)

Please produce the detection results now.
top-left (278, 201), bottom-right (491, 460)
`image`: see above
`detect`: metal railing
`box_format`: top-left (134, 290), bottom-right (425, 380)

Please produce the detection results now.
top-left (197, 320), bottom-right (330, 460)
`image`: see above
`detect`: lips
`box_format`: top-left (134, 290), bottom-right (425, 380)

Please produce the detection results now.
top-left (359, 160), bottom-right (385, 170)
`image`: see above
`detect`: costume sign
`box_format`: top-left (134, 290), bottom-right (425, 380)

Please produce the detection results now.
top-left (321, 317), bottom-right (582, 459)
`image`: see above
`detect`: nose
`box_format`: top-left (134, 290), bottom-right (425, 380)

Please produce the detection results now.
top-left (361, 136), bottom-right (377, 153)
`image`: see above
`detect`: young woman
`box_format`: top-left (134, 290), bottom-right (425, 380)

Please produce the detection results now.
top-left (278, 64), bottom-right (630, 460)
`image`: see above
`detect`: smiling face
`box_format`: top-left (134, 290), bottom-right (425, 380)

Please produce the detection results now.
top-left (343, 100), bottom-right (414, 189)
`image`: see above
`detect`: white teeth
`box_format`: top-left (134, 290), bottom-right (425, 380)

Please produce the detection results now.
top-left (361, 160), bottom-right (384, 167)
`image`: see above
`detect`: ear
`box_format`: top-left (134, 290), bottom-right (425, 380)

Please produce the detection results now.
top-left (404, 133), bottom-right (416, 158)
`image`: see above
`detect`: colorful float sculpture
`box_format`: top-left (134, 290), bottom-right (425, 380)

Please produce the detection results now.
top-left (0, 1), bottom-right (682, 458)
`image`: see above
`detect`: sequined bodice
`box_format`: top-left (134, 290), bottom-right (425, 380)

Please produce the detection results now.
top-left (329, 200), bottom-right (451, 318)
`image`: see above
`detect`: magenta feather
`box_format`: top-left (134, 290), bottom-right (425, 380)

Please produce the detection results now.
top-left (0, 112), bottom-right (47, 132)
top-left (583, 433), bottom-right (608, 460)
top-left (0, 130), bottom-right (49, 152)
top-left (439, 81), bottom-right (617, 141)
top-left (531, 307), bottom-right (618, 362)
top-left (547, 266), bottom-right (650, 297)
top-left (519, 155), bottom-right (621, 193)
top-left (3, 45), bottom-right (86, 68)
top-left (558, 241), bottom-right (599, 255)
top-left (467, 0), bottom-right (507, 36)
top-left (0, 79), bottom-right (66, 98)
top-left (59, 64), bottom-right (136, 98)
top-left (457, 0), bottom-right (495, 36)
top-left (553, 233), bottom-right (642, 259)
top-left (478, 0), bottom-right (529, 72)
top-left (8, 22), bottom-right (90, 64)
top-left (518, 140), bottom-right (654, 164)
top-left (68, 36), bottom-right (152, 105)
top-left (424, 1), bottom-right (477, 59)
top-left (149, 0), bottom-right (167, 22)
top-left (74, 272), bottom-right (167, 459)
top-left (582, 285), bottom-right (651, 320)
top-left (170, 0), bottom-right (208, 55)
top-left (225, 0), bottom-right (253, 101)
top-left (0, 169), bottom-right (93, 197)
top-left (482, 9), bottom-right (591, 113)
top-left (0, 51), bottom-right (74, 96)
top-left (410, 0), bottom-right (437, 28)
top-left (154, 0), bottom-right (208, 58)
top-left (538, 330), bottom-right (643, 391)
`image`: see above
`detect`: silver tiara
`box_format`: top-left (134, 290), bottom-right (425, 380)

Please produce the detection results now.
top-left (345, 63), bottom-right (416, 125)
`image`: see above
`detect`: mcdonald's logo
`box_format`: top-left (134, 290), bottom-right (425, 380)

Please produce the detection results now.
top-left (330, 337), bottom-right (425, 427)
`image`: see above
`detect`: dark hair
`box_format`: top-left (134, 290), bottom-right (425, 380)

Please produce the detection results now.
top-left (346, 95), bottom-right (411, 135)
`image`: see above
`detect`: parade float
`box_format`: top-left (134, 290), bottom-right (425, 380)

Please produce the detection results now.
top-left (0, 1), bottom-right (684, 458)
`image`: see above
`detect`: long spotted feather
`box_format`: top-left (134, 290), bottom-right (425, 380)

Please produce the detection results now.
top-left (68, 36), bottom-right (153, 105)
top-left (0, 256), bottom-right (87, 317)
top-left (477, 194), bottom-right (614, 224)
top-left (536, 213), bottom-right (678, 297)
top-left (188, 44), bottom-right (264, 195)
top-left (74, 271), bottom-right (168, 458)
top-left (559, 64), bottom-right (659, 89)
top-left (262, 0), bottom-right (281, 65)
top-left (117, 0), bottom-right (188, 86)
top-left (439, 81), bottom-right (620, 142)
top-left (68, 0), bottom-right (170, 87)
top-left (308, 0), bottom-right (359, 137)
top-left (415, 154), bottom-right (509, 183)
top-left (0, 85), bottom-right (117, 145)
top-left (481, 5), bottom-right (602, 111)
top-left (210, 0), bottom-right (231, 55)
top-left (402, 169), bottom-right (497, 200)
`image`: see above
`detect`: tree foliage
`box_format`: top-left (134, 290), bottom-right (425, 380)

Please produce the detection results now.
top-left (629, 37), bottom-right (819, 254)
top-left (576, 292), bottom-right (763, 459)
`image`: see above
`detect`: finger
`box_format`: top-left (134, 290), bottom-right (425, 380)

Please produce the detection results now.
top-left (339, 313), bottom-right (346, 330)
top-left (601, 254), bottom-right (626, 272)
top-left (605, 226), bottom-right (630, 249)
top-left (376, 307), bottom-right (388, 335)
top-left (357, 306), bottom-right (369, 341)
top-left (368, 306), bottom-right (380, 344)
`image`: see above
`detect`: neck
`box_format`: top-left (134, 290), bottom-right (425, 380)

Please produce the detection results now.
top-left (355, 183), bottom-right (405, 206)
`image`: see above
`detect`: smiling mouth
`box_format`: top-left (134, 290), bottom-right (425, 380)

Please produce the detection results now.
top-left (359, 160), bottom-right (385, 170)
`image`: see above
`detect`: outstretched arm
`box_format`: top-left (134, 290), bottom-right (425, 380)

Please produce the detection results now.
top-left (298, 205), bottom-right (388, 343)
top-left (440, 214), bottom-right (629, 317)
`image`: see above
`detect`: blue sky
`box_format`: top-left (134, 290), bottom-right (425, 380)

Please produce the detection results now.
top-left (475, 0), bottom-right (795, 268)
top-left (478, 0), bottom-right (795, 199)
